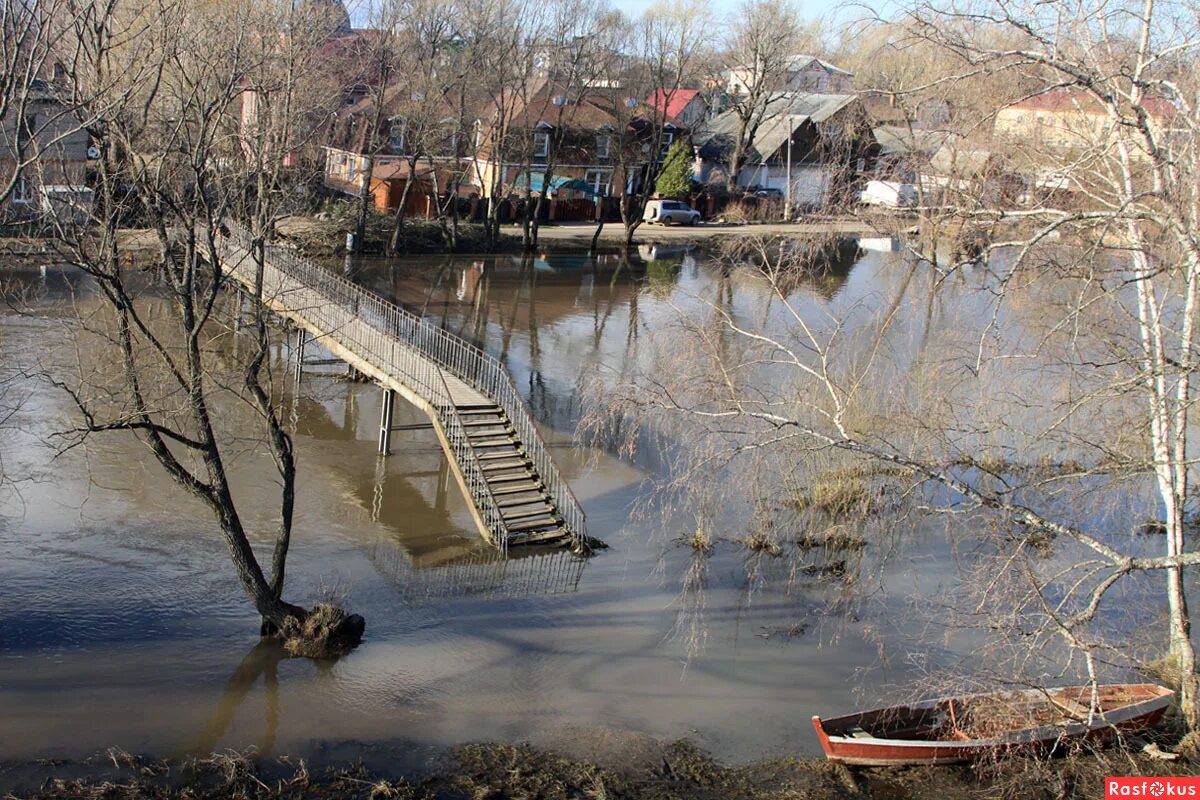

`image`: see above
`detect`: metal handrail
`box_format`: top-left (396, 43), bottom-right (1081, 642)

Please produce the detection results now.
top-left (214, 222), bottom-right (586, 549)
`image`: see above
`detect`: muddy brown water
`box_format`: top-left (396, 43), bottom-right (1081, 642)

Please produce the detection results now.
top-left (0, 241), bottom-right (1161, 768)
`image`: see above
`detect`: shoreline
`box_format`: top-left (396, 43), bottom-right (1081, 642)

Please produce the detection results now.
top-left (0, 215), bottom-right (911, 263)
top-left (3, 733), bottom-right (1198, 799)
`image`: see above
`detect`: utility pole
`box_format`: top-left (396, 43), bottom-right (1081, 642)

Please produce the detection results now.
top-left (784, 114), bottom-right (796, 222)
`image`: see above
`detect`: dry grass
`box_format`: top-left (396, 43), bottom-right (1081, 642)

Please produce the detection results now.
top-left (797, 527), bottom-right (867, 552)
top-left (789, 478), bottom-right (875, 518)
top-left (6, 738), bottom-right (1200, 800)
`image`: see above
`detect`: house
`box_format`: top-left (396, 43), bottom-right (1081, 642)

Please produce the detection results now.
top-left (472, 79), bottom-right (685, 203)
top-left (993, 88), bottom-right (1177, 150)
top-left (238, 2), bottom-right (395, 170)
top-left (726, 55), bottom-right (853, 96)
top-left (323, 74), bottom-right (686, 219)
top-left (645, 89), bottom-right (708, 129)
top-left (862, 91), bottom-right (951, 129)
top-left (321, 79), bottom-right (482, 215)
top-left (0, 79), bottom-right (90, 215)
top-left (692, 92), bottom-right (873, 209)
top-left (860, 125), bottom-right (949, 207)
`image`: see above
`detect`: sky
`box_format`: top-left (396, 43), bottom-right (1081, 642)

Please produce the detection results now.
top-left (348, 0), bottom-right (874, 32)
top-left (607, 0), bottom-right (873, 27)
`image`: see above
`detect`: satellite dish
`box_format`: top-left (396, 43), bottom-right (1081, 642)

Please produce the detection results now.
top-left (624, 97), bottom-right (638, 109)
top-left (86, 145), bottom-right (100, 159)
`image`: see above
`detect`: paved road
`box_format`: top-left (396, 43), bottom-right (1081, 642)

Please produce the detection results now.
top-left (532, 217), bottom-right (908, 245)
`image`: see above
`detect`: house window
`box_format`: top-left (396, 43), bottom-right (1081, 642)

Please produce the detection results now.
top-left (17, 113), bottom-right (36, 150)
top-left (659, 130), bottom-right (674, 159)
top-left (389, 120), bottom-right (406, 153)
top-left (585, 169), bottom-right (611, 196)
top-left (533, 130), bottom-right (550, 159)
top-left (596, 133), bottom-right (610, 159)
top-left (12, 175), bottom-right (31, 204)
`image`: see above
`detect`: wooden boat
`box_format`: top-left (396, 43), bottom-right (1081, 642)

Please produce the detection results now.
top-left (812, 683), bottom-right (1173, 766)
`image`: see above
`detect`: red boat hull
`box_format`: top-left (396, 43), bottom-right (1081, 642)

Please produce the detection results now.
top-left (812, 684), bottom-right (1173, 766)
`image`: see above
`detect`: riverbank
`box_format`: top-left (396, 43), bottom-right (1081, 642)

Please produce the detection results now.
top-left (0, 213), bottom-right (907, 264)
top-left (273, 212), bottom-right (908, 256)
top-left (4, 735), bottom-right (1198, 799)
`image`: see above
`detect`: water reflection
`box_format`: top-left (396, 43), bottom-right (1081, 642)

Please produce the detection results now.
top-left (336, 239), bottom-right (868, 443)
top-left (185, 639), bottom-right (286, 756)
top-left (370, 545), bottom-right (588, 603)
top-left (1, 239), bottom-right (941, 765)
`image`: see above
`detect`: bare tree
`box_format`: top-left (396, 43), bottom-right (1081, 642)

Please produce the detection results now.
top-left (599, 1), bottom-right (709, 248)
top-left (589, 0), bottom-right (1200, 731)
top-left (46, 0), bottom-right (362, 648)
top-left (717, 0), bottom-right (812, 192)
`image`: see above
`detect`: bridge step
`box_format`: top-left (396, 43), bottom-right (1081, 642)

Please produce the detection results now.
top-left (491, 482), bottom-right (544, 496)
top-left (463, 419), bottom-right (511, 428)
top-left (509, 528), bottom-right (570, 546)
top-left (468, 433), bottom-right (517, 444)
top-left (503, 503), bottom-right (556, 518)
top-left (482, 462), bottom-right (531, 475)
top-left (507, 517), bottom-right (563, 533)
top-left (498, 495), bottom-right (551, 510)
top-left (478, 451), bottom-right (527, 463)
top-left (472, 441), bottom-right (522, 450)
top-left (477, 450), bottom-right (525, 462)
top-left (487, 474), bottom-right (540, 487)
top-left (503, 510), bottom-right (556, 525)
top-left (457, 404), bottom-right (502, 413)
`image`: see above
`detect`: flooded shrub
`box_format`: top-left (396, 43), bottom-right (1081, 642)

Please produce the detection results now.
top-left (796, 527), bottom-right (867, 552)
top-left (279, 604), bottom-right (364, 659)
top-left (741, 532), bottom-right (782, 556)
top-left (685, 525), bottom-right (714, 553)
top-left (788, 477), bottom-right (874, 517)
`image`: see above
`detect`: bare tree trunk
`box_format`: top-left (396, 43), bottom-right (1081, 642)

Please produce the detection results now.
top-left (388, 155), bottom-right (420, 253)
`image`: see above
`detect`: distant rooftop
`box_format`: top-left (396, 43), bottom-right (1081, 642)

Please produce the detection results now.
top-left (645, 88), bottom-right (701, 120)
top-left (786, 55), bottom-right (853, 77)
top-left (1007, 87), bottom-right (1175, 117)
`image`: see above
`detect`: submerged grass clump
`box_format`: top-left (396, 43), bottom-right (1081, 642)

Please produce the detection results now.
top-left (797, 527), bottom-right (867, 552)
top-left (279, 604), bottom-right (359, 659)
top-left (788, 478), bottom-right (875, 517)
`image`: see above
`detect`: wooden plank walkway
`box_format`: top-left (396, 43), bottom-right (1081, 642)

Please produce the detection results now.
top-left (210, 223), bottom-right (586, 551)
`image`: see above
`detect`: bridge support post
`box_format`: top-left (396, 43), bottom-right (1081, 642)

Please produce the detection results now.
top-left (292, 328), bottom-right (307, 389)
top-left (231, 289), bottom-right (243, 334)
top-left (377, 388), bottom-right (396, 454)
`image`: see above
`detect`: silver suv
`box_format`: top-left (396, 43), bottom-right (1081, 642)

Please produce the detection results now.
top-left (643, 199), bottom-right (701, 226)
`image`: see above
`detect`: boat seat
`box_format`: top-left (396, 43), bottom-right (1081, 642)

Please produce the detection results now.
top-left (848, 728), bottom-right (874, 739)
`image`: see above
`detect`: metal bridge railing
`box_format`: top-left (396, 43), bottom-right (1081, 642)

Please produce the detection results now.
top-left (213, 222), bottom-right (586, 549)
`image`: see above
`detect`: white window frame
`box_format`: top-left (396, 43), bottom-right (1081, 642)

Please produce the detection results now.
top-left (12, 174), bottom-right (31, 204)
top-left (532, 129), bottom-right (550, 159)
top-left (388, 119), bottom-right (406, 154)
top-left (596, 132), bottom-right (611, 159)
top-left (584, 168), bottom-right (611, 196)
top-left (659, 129), bottom-right (675, 159)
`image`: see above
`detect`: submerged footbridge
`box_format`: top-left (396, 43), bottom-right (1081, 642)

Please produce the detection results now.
top-left (213, 221), bottom-right (585, 551)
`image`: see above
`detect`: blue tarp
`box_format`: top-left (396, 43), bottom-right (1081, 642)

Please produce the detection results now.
top-left (513, 172), bottom-right (597, 196)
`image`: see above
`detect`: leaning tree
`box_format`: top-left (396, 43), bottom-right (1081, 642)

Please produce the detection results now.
top-left (45, 0), bottom-right (362, 649)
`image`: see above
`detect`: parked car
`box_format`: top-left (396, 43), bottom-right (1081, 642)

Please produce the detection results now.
top-left (643, 199), bottom-right (701, 225)
top-left (753, 188), bottom-right (784, 199)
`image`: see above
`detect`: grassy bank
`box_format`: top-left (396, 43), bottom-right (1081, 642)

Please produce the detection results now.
top-left (5, 736), bottom-right (1199, 799)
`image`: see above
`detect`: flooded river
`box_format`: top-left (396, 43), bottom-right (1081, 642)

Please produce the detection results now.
top-left (0, 240), bottom-right (1160, 767)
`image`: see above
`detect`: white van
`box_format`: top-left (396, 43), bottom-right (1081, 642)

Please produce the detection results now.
top-left (643, 199), bottom-right (701, 226)
top-left (860, 180), bottom-right (918, 208)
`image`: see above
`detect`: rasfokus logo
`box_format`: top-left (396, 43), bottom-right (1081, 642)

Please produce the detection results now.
top-left (1106, 778), bottom-right (1200, 798)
